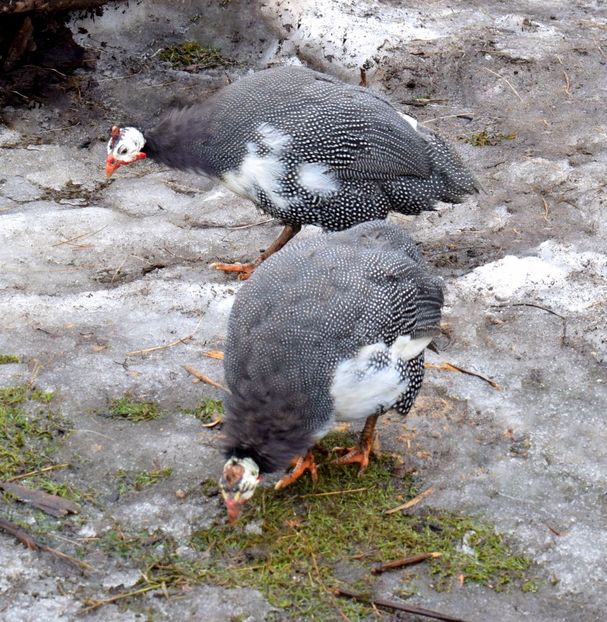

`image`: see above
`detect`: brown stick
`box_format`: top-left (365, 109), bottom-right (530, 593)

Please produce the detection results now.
top-left (385, 486), bottom-right (435, 515)
top-left (371, 552), bottom-right (442, 574)
top-left (0, 517), bottom-right (92, 573)
top-left (334, 587), bottom-right (468, 622)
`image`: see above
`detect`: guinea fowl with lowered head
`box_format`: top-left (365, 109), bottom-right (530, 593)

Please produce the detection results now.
top-left (218, 220), bottom-right (444, 522)
top-left (106, 65), bottom-right (478, 278)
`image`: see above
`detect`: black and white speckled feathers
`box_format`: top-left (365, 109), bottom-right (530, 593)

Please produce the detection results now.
top-left (142, 66), bottom-right (478, 231)
top-left (222, 221), bottom-right (444, 474)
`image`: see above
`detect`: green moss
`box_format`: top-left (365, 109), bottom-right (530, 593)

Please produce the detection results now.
top-left (159, 41), bottom-right (232, 69)
top-left (77, 433), bottom-right (535, 618)
top-left (108, 397), bottom-right (160, 422)
top-left (463, 129), bottom-right (517, 147)
top-left (115, 467), bottom-right (173, 496)
top-left (186, 398), bottom-right (224, 424)
top-left (0, 385), bottom-right (67, 482)
top-left (187, 432), bottom-right (533, 617)
top-left (0, 354), bottom-right (20, 364)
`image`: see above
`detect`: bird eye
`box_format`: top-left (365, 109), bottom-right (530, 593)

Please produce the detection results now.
top-left (118, 146), bottom-right (128, 156)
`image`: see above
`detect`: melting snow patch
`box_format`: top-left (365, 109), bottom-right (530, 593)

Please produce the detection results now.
top-left (454, 241), bottom-right (607, 312)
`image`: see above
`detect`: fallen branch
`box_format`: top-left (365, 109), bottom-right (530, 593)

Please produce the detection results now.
top-left (424, 362), bottom-right (502, 390)
top-left (371, 552), bottom-right (442, 574)
top-left (182, 364), bottom-right (227, 391)
top-left (385, 486), bottom-right (435, 515)
top-left (0, 517), bottom-right (92, 573)
top-left (0, 481), bottom-right (80, 517)
top-left (333, 587), bottom-right (467, 622)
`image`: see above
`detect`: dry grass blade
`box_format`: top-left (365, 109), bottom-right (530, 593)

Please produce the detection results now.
top-left (542, 196), bottom-right (550, 221)
top-left (127, 318), bottom-right (202, 357)
top-left (6, 463), bottom-right (70, 482)
top-left (183, 364), bottom-right (227, 391)
top-left (385, 486), bottom-right (435, 515)
top-left (81, 584), bottom-right (161, 613)
top-left (482, 67), bottom-right (524, 103)
top-left (201, 350), bottom-right (224, 360)
top-left (424, 362), bottom-right (502, 390)
top-left (297, 487), bottom-right (368, 499)
top-left (51, 225), bottom-right (108, 247)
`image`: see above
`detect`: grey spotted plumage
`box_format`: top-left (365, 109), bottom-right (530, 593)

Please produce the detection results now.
top-left (140, 66), bottom-right (478, 230)
top-left (222, 220), bottom-right (444, 474)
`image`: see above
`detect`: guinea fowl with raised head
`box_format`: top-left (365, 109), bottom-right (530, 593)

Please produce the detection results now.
top-left (218, 220), bottom-right (444, 522)
top-left (106, 65), bottom-right (478, 278)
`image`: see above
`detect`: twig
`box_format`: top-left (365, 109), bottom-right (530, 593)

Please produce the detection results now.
top-left (385, 486), bottom-right (435, 515)
top-left (6, 463), bottom-right (69, 482)
top-left (334, 587), bottom-right (468, 622)
top-left (424, 362), bottom-right (502, 390)
top-left (127, 318), bottom-right (202, 357)
top-left (482, 67), bottom-right (524, 103)
top-left (298, 487), bottom-right (368, 499)
top-left (0, 517), bottom-right (92, 573)
top-left (371, 552), bottom-right (442, 574)
top-left (182, 365), bottom-right (227, 391)
top-left (80, 584), bottom-right (161, 613)
top-left (51, 226), bottom-right (108, 247)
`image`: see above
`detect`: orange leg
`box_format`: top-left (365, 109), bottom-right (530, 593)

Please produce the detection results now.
top-left (211, 224), bottom-right (301, 281)
top-left (333, 414), bottom-right (380, 475)
top-left (274, 449), bottom-right (318, 490)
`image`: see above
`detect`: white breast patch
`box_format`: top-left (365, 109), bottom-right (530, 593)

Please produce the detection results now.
top-left (222, 124), bottom-right (293, 209)
top-left (297, 162), bottom-right (339, 196)
top-left (330, 335), bottom-right (431, 422)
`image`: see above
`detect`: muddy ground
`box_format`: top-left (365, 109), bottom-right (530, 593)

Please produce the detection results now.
top-left (1, 0), bottom-right (606, 620)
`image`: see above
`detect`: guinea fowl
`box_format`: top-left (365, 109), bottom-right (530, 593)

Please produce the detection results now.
top-left (106, 65), bottom-right (478, 278)
top-left (218, 220), bottom-right (444, 522)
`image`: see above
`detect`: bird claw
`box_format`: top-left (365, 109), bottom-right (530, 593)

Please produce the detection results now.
top-left (332, 446), bottom-right (372, 476)
top-left (275, 451), bottom-right (318, 490)
top-left (210, 261), bottom-right (256, 281)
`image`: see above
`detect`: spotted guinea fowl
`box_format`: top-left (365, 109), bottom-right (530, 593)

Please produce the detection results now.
top-left (218, 220), bottom-right (444, 522)
top-left (106, 65), bottom-right (477, 278)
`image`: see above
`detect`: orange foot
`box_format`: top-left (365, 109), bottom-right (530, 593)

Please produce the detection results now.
top-left (210, 261), bottom-right (256, 281)
top-left (275, 450), bottom-right (318, 490)
top-left (332, 414), bottom-right (380, 476)
top-left (332, 445), bottom-right (373, 476)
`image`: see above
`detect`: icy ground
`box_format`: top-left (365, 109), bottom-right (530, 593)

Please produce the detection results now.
top-left (1, 0), bottom-right (606, 620)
